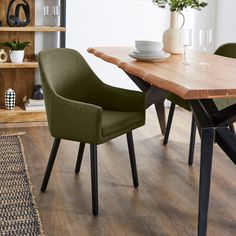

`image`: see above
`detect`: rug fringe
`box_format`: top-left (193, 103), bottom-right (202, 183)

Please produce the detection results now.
top-left (0, 131), bottom-right (26, 136)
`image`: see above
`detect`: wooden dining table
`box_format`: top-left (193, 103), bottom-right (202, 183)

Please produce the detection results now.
top-left (88, 46), bottom-right (236, 236)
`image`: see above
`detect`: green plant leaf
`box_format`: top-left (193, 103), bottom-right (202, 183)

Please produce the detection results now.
top-left (0, 40), bottom-right (30, 50)
top-left (152, 0), bottom-right (207, 12)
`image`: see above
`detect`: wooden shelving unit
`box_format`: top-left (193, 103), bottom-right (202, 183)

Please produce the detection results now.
top-left (0, 0), bottom-right (66, 123)
top-left (0, 62), bottom-right (38, 68)
top-left (0, 26), bottom-right (66, 32)
top-left (0, 106), bottom-right (47, 123)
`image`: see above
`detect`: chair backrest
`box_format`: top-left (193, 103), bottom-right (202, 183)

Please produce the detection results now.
top-left (214, 43), bottom-right (236, 58)
top-left (38, 48), bottom-right (102, 103)
top-left (214, 43), bottom-right (236, 110)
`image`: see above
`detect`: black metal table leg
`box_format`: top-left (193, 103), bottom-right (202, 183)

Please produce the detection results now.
top-left (154, 102), bottom-right (166, 135)
top-left (198, 128), bottom-right (214, 236)
top-left (229, 123), bottom-right (235, 133)
top-left (163, 102), bottom-right (176, 145)
top-left (125, 72), bottom-right (168, 135)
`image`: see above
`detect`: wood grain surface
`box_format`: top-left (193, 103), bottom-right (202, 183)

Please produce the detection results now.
top-left (3, 107), bottom-right (236, 236)
top-left (0, 26), bottom-right (66, 32)
top-left (0, 62), bottom-right (38, 68)
top-left (0, 106), bottom-right (47, 123)
top-left (88, 47), bottom-right (236, 99)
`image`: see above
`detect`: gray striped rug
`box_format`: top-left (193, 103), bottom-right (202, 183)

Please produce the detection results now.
top-left (0, 134), bottom-right (44, 235)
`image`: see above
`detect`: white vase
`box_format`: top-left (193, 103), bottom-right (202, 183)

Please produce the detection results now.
top-left (10, 50), bottom-right (24, 63)
top-left (163, 11), bottom-right (185, 54)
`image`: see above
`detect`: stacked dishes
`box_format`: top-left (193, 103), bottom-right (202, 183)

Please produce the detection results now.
top-left (129, 40), bottom-right (170, 62)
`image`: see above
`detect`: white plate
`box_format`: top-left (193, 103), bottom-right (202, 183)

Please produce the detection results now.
top-left (133, 50), bottom-right (165, 57)
top-left (129, 52), bottom-right (171, 62)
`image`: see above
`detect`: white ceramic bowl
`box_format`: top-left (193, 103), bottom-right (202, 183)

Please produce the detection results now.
top-left (135, 40), bottom-right (163, 52)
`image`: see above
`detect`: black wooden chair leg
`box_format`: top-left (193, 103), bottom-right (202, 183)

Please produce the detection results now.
top-left (229, 123), bottom-right (235, 134)
top-left (126, 132), bottom-right (139, 188)
top-left (188, 114), bottom-right (197, 166)
top-left (41, 138), bottom-right (61, 192)
top-left (163, 102), bottom-right (176, 145)
top-left (90, 144), bottom-right (98, 216)
top-left (75, 142), bottom-right (86, 174)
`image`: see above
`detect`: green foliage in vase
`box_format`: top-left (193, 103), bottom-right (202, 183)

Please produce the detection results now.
top-left (0, 40), bottom-right (30, 50)
top-left (152, 0), bottom-right (208, 12)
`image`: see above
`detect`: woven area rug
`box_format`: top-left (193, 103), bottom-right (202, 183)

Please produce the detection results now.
top-left (0, 134), bottom-right (44, 235)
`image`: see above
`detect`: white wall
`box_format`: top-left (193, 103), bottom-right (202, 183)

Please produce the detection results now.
top-left (66, 0), bottom-right (169, 89)
top-left (193, 0), bottom-right (236, 52)
top-left (35, 0), bottom-right (59, 84)
top-left (193, 0), bottom-right (217, 52)
top-left (215, 0), bottom-right (236, 48)
top-left (65, 0), bottom-right (236, 91)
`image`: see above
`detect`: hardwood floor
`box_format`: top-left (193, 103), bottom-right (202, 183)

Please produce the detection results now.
top-left (2, 107), bottom-right (236, 236)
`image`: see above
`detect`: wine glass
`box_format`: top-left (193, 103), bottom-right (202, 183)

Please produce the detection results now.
top-left (199, 29), bottom-right (212, 65)
top-left (180, 29), bottom-right (192, 65)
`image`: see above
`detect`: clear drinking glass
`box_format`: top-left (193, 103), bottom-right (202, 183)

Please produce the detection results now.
top-left (43, 5), bottom-right (51, 16)
top-left (53, 5), bottom-right (60, 17)
top-left (44, 5), bottom-right (60, 26)
top-left (180, 29), bottom-right (192, 65)
top-left (199, 29), bottom-right (212, 65)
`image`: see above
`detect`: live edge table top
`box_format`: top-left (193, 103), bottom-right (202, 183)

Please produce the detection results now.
top-left (88, 47), bottom-right (236, 100)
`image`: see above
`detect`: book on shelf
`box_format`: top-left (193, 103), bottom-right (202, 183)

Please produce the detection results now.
top-left (27, 98), bottom-right (45, 106)
top-left (24, 98), bottom-right (45, 111)
top-left (24, 103), bottom-right (45, 111)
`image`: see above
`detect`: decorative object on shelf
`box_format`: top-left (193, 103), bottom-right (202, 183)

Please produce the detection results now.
top-left (152, 0), bottom-right (208, 54)
top-left (0, 40), bottom-right (30, 63)
top-left (6, 0), bottom-right (31, 27)
top-left (25, 98), bottom-right (45, 111)
top-left (10, 50), bottom-right (24, 63)
top-left (44, 4), bottom-right (60, 26)
top-left (32, 84), bottom-right (44, 100)
top-left (0, 49), bottom-right (8, 63)
top-left (0, 20), bottom-right (2, 27)
top-left (5, 88), bottom-right (16, 110)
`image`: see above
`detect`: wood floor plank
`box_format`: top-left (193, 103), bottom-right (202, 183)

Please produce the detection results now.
top-left (1, 107), bottom-right (235, 236)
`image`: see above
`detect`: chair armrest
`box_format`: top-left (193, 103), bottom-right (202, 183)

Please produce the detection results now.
top-left (96, 82), bottom-right (146, 113)
top-left (47, 94), bottom-right (103, 143)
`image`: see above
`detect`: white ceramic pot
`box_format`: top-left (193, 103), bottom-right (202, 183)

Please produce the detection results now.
top-left (10, 50), bottom-right (24, 63)
top-left (163, 11), bottom-right (185, 54)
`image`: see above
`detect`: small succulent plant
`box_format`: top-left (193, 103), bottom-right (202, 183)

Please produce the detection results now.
top-left (0, 40), bottom-right (30, 50)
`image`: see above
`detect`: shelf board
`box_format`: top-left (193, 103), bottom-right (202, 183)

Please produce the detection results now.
top-left (0, 62), bottom-right (38, 68)
top-left (0, 26), bottom-right (66, 32)
top-left (0, 106), bottom-right (47, 123)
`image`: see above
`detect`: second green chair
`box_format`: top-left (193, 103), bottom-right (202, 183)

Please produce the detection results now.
top-left (164, 43), bottom-right (236, 165)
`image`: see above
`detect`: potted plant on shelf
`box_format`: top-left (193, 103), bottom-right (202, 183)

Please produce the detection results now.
top-left (152, 0), bottom-right (208, 54)
top-left (0, 40), bottom-right (30, 63)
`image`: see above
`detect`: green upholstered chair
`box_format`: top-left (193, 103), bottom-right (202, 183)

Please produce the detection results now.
top-left (38, 48), bottom-right (145, 216)
top-left (164, 43), bottom-right (236, 165)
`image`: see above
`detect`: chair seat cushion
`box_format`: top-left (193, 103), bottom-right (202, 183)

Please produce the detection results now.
top-left (101, 110), bottom-right (144, 138)
top-left (213, 98), bottom-right (236, 111)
